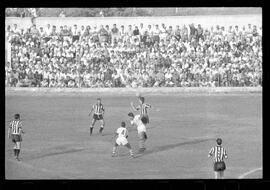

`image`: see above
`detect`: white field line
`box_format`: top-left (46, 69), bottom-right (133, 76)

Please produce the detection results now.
top-left (238, 167), bottom-right (262, 179)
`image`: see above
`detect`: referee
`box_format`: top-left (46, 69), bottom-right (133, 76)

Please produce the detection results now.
top-left (208, 138), bottom-right (228, 179)
top-left (8, 114), bottom-right (25, 161)
top-left (89, 98), bottom-right (105, 135)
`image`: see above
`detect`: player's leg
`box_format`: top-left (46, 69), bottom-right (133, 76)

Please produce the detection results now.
top-left (90, 118), bottom-right (96, 135)
top-left (112, 142), bottom-right (119, 157)
top-left (138, 132), bottom-right (146, 152)
top-left (144, 114), bottom-right (150, 124)
top-left (16, 141), bottom-right (21, 161)
top-left (125, 143), bottom-right (134, 158)
top-left (12, 136), bottom-right (17, 157)
top-left (99, 117), bottom-right (105, 134)
top-left (220, 171), bottom-right (224, 179)
top-left (214, 171), bottom-right (219, 179)
top-left (13, 143), bottom-right (17, 158)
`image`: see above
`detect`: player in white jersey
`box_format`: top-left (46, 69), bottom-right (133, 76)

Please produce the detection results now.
top-left (8, 114), bottom-right (25, 161)
top-left (112, 121), bottom-right (134, 158)
top-left (128, 112), bottom-right (148, 153)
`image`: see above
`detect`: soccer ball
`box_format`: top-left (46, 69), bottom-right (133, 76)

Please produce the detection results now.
top-left (136, 92), bottom-right (141, 97)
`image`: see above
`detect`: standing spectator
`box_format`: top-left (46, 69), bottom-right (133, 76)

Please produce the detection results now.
top-left (152, 24), bottom-right (160, 44)
top-left (133, 25), bottom-right (140, 42)
top-left (105, 25), bottom-right (111, 44)
top-left (111, 24), bottom-right (119, 45)
top-left (174, 25), bottom-right (181, 41)
top-left (99, 25), bottom-right (108, 44)
top-left (44, 24), bottom-right (52, 42)
top-left (72, 24), bottom-right (80, 42)
top-left (197, 24), bottom-right (204, 41)
top-left (160, 23), bottom-right (167, 42)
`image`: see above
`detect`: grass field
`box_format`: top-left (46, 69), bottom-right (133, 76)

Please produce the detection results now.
top-left (5, 92), bottom-right (262, 179)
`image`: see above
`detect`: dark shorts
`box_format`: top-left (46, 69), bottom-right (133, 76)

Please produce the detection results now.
top-left (93, 114), bottom-right (103, 120)
top-left (139, 132), bottom-right (147, 140)
top-left (72, 35), bottom-right (79, 42)
top-left (11, 134), bottom-right (22, 143)
top-left (44, 37), bottom-right (51, 43)
top-left (214, 161), bottom-right (226, 172)
top-left (141, 115), bottom-right (150, 124)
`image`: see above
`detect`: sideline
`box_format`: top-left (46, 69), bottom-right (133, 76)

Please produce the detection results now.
top-left (238, 167), bottom-right (262, 179)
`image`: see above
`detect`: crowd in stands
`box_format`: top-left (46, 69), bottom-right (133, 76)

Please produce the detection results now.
top-left (5, 22), bottom-right (262, 88)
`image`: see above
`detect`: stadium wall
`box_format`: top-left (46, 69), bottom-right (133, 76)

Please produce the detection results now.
top-left (5, 14), bottom-right (262, 29)
top-left (5, 87), bottom-right (262, 96)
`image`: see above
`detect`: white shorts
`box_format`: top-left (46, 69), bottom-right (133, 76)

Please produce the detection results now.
top-left (137, 125), bottom-right (146, 134)
top-left (116, 137), bottom-right (128, 146)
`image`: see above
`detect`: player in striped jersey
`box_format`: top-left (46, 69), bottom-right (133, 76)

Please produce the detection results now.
top-left (88, 98), bottom-right (105, 135)
top-left (112, 121), bottom-right (134, 158)
top-left (208, 138), bottom-right (228, 179)
top-left (128, 112), bottom-right (148, 153)
top-left (8, 114), bottom-right (25, 161)
top-left (131, 96), bottom-right (151, 124)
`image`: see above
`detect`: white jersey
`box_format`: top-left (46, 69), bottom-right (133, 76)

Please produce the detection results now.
top-left (116, 127), bottom-right (128, 138)
top-left (131, 115), bottom-right (146, 133)
top-left (115, 127), bottom-right (129, 146)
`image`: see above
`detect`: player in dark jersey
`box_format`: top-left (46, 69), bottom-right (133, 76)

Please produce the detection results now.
top-left (131, 96), bottom-right (151, 124)
top-left (8, 113), bottom-right (25, 161)
top-left (88, 98), bottom-right (105, 135)
top-left (208, 138), bottom-right (228, 179)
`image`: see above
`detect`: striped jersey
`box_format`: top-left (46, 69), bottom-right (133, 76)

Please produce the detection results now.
top-left (92, 103), bottom-right (104, 115)
top-left (208, 145), bottom-right (228, 162)
top-left (116, 127), bottom-right (128, 138)
top-left (136, 103), bottom-right (151, 116)
top-left (9, 120), bottom-right (23, 135)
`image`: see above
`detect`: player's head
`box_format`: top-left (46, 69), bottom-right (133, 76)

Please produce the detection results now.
top-left (141, 116), bottom-right (148, 124)
top-left (128, 112), bottom-right (134, 119)
top-left (121, 121), bottom-right (126, 128)
top-left (216, 138), bottom-right (222, 145)
top-left (97, 98), bottom-right (101, 104)
top-left (139, 96), bottom-right (145, 104)
top-left (14, 113), bottom-right (20, 120)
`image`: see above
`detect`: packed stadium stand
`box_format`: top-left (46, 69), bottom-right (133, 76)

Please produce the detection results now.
top-left (5, 21), bottom-right (262, 88)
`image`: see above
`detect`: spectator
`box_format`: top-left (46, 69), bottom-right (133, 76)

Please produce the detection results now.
top-left (5, 22), bottom-right (262, 88)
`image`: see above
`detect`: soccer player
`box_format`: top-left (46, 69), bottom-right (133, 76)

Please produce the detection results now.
top-left (112, 121), bottom-right (134, 158)
top-left (8, 113), bottom-right (25, 161)
top-left (208, 138), bottom-right (228, 179)
top-left (88, 98), bottom-right (105, 135)
top-left (130, 96), bottom-right (151, 124)
top-left (128, 112), bottom-right (148, 153)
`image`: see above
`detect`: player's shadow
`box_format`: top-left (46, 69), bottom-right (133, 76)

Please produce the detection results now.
top-left (23, 146), bottom-right (85, 161)
top-left (134, 138), bottom-right (214, 158)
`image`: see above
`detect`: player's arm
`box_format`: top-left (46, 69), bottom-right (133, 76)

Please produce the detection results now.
top-left (19, 122), bottom-right (25, 134)
top-left (102, 106), bottom-right (105, 115)
top-left (145, 103), bottom-right (152, 108)
top-left (7, 125), bottom-right (11, 139)
top-left (130, 118), bottom-right (136, 127)
top-left (208, 147), bottom-right (214, 158)
top-left (88, 105), bottom-right (94, 116)
top-left (126, 129), bottom-right (128, 138)
top-left (223, 149), bottom-right (228, 159)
